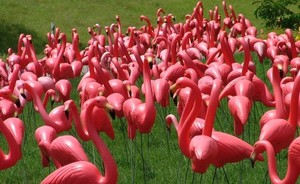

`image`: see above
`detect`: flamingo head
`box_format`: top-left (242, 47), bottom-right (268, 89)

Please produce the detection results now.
top-left (250, 141), bottom-right (266, 168)
top-left (0, 88), bottom-right (21, 108)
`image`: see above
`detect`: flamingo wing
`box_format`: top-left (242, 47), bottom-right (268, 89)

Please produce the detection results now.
top-left (212, 131), bottom-right (264, 167)
top-left (41, 161), bottom-right (101, 184)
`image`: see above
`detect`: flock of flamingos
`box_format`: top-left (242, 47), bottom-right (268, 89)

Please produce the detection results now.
top-left (1, 1), bottom-right (300, 183)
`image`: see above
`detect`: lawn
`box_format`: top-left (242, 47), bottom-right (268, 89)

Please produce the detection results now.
top-left (0, 0), bottom-right (266, 55)
top-left (0, 0), bottom-right (300, 183)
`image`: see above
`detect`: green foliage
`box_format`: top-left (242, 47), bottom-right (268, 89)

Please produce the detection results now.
top-left (252, 0), bottom-right (300, 29)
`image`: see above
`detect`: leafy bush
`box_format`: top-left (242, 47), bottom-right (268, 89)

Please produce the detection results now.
top-left (252, 0), bottom-right (300, 29)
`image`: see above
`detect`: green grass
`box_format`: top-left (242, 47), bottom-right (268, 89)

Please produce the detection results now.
top-left (0, 0), bottom-right (300, 183)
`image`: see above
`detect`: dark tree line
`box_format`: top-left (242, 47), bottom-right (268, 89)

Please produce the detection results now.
top-left (252, 0), bottom-right (300, 29)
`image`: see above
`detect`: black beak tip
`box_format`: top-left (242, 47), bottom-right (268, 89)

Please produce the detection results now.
top-left (250, 158), bottom-right (255, 168)
top-left (20, 93), bottom-right (27, 99)
top-left (149, 62), bottom-right (153, 69)
top-left (129, 90), bottom-right (132, 98)
top-left (110, 110), bottom-right (116, 120)
top-left (64, 110), bottom-right (70, 119)
top-left (15, 99), bottom-right (21, 108)
top-left (279, 69), bottom-right (284, 79)
top-left (170, 91), bottom-right (177, 104)
top-left (172, 97), bottom-right (177, 105)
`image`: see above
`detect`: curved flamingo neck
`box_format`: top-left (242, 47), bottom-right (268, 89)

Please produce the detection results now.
top-left (90, 57), bottom-right (114, 95)
top-left (72, 33), bottom-right (81, 61)
top-left (133, 32), bottom-right (144, 55)
top-left (140, 58), bottom-right (155, 128)
top-left (66, 100), bottom-right (90, 141)
top-left (181, 32), bottom-right (192, 51)
top-left (229, 5), bottom-right (237, 23)
top-left (177, 51), bottom-right (203, 77)
top-left (285, 29), bottom-right (297, 59)
top-left (23, 82), bottom-right (59, 131)
top-left (84, 98), bottom-right (118, 184)
top-left (271, 66), bottom-right (287, 119)
top-left (165, 114), bottom-right (179, 131)
top-left (0, 118), bottom-right (22, 170)
top-left (220, 31), bottom-right (235, 67)
top-left (255, 141), bottom-right (299, 184)
top-left (26, 37), bottom-right (43, 77)
top-left (100, 52), bottom-right (112, 71)
top-left (171, 34), bottom-right (182, 64)
top-left (127, 27), bottom-right (135, 48)
top-left (118, 37), bottom-right (132, 64)
top-left (116, 15), bottom-right (122, 37)
top-left (54, 28), bottom-right (60, 48)
top-left (140, 15), bottom-right (154, 36)
top-left (105, 26), bottom-right (113, 54)
top-left (111, 57), bottom-right (128, 81)
top-left (17, 34), bottom-right (25, 56)
top-left (177, 77), bottom-right (203, 157)
top-left (238, 38), bottom-right (252, 76)
top-left (43, 89), bottom-right (55, 108)
top-left (207, 21), bottom-right (216, 49)
top-left (165, 14), bottom-right (178, 34)
top-left (53, 34), bottom-right (67, 79)
top-left (289, 71), bottom-right (300, 128)
top-left (131, 47), bottom-right (143, 69)
top-left (9, 64), bottom-right (20, 92)
top-left (202, 79), bottom-right (222, 137)
top-left (184, 68), bottom-right (198, 84)
top-left (223, 1), bottom-right (230, 18)
top-left (155, 36), bottom-right (170, 68)
top-left (153, 17), bottom-right (163, 41)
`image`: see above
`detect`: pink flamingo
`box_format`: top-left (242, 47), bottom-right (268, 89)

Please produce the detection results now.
top-left (259, 65), bottom-right (287, 128)
top-left (0, 99), bottom-right (20, 119)
top-left (35, 125), bottom-right (88, 168)
top-left (23, 35), bottom-right (44, 77)
top-left (64, 99), bottom-right (115, 140)
top-left (123, 57), bottom-right (156, 139)
top-left (54, 79), bottom-right (72, 102)
top-left (171, 77), bottom-right (263, 174)
top-left (20, 81), bottom-right (72, 133)
top-left (0, 117), bottom-right (24, 170)
top-left (6, 34), bottom-right (25, 68)
top-left (41, 96), bottom-right (118, 184)
top-left (251, 137), bottom-right (300, 184)
top-left (52, 33), bottom-right (74, 80)
top-left (0, 87), bottom-right (21, 108)
top-left (256, 66), bottom-right (300, 154)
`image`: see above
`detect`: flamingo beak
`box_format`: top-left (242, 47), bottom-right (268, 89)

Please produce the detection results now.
top-left (169, 84), bottom-right (179, 105)
top-left (277, 64), bottom-right (284, 78)
top-left (15, 98), bottom-right (21, 108)
top-left (147, 56), bottom-right (153, 69)
top-left (250, 152), bottom-right (256, 168)
top-left (9, 93), bottom-right (21, 108)
top-left (105, 103), bottom-right (116, 120)
top-left (172, 16), bottom-right (176, 22)
top-left (51, 96), bottom-right (55, 107)
top-left (126, 85), bottom-right (132, 97)
top-left (19, 89), bottom-right (27, 99)
top-left (169, 83), bottom-right (178, 98)
top-left (63, 105), bottom-right (70, 119)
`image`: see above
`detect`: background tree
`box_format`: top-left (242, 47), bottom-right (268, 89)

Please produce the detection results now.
top-left (252, 0), bottom-right (300, 29)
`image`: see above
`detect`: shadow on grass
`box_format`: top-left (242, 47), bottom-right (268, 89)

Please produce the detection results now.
top-left (0, 18), bottom-right (46, 55)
